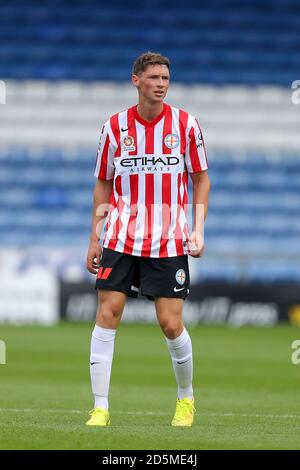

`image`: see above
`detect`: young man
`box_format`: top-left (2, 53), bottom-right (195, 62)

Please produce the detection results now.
top-left (86, 52), bottom-right (210, 427)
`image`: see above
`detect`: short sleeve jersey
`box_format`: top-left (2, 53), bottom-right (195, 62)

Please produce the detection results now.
top-left (94, 103), bottom-right (208, 257)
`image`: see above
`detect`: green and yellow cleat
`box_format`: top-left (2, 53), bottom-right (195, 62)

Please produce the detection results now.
top-left (86, 407), bottom-right (111, 427)
top-left (171, 398), bottom-right (195, 427)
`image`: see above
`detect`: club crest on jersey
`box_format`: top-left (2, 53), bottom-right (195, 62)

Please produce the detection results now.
top-left (122, 135), bottom-right (135, 151)
top-left (175, 269), bottom-right (186, 285)
top-left (164, 133), bottom-right (179, 149)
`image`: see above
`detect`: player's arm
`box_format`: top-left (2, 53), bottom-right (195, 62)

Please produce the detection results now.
top-left (189, 170), bottom-right (210, 258)
top-left (87, 121), bottom-right (115, 274)
top-left (191, 170), bottom-right (210, 221)
top-left (87, 178), bottom-right (113, 274)
top-left (185, 116), bottom-right (210, 258)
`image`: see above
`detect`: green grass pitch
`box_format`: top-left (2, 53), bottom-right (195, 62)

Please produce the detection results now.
top-left (0, 322), bottom-right (300, 449)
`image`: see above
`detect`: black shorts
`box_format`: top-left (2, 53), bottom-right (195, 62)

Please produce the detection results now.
top-left (95, 248), bottom-right (190, 301)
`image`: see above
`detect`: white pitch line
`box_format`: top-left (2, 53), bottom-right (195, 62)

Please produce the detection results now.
top-left (0, 408), bottom-right (300, 420)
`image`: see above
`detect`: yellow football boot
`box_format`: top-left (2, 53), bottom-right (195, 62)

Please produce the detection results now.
top-left (171, 398), bottom-right (195, 427)
top-left (86, 407), bottom-right (110, 426)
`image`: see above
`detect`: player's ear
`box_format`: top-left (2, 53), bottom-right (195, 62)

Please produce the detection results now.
top-left (132, 74), bottom-right (140, 89)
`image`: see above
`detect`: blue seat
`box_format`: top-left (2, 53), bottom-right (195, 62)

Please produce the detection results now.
top-left (1, 0), bottom-right (299, 83)
top-left (1, 130), bottom-right (300, 281)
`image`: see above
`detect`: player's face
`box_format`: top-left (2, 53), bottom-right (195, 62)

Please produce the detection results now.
top-left (132, 64), bottom-right (170, 103)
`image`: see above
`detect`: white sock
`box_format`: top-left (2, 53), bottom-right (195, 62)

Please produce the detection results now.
top-left (90, 325), bottom-right (116, 410)
top-left (165, 328), bottom-right (193, 400)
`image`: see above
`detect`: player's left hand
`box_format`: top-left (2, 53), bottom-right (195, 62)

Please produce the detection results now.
top-left (188, 231), bottom-right (205, 258)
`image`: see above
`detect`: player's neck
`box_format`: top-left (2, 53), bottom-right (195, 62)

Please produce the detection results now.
top-left (136, 100), bottom-right (164, 123)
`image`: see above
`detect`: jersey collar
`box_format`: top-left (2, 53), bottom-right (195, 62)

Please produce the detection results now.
top-left (133, 103), bottom-right (168, 127)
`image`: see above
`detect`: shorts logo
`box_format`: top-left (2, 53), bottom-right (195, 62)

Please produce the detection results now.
top-left (97, 267), bottom-right (113, 280)
top-left (174, 286), bottom-right (185, 292)
top-left (175, 269), bottom-right (186, 285)
top-left (164, 133), bottom-right (179, 149)
top-left (122, 135), bottom-right (135, 151)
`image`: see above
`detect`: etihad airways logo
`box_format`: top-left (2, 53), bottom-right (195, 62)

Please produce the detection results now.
top-left (120, 156), bottom-right (180, 167)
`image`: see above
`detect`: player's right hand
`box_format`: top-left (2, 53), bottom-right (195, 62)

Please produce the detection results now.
top-left (86, 239), bottom-right (102, 274)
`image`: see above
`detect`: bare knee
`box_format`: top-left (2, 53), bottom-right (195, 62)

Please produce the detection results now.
top-left (98, 305), bottom-right (120, 326)
top-left (96, 291), bottom-right (126, 329)
top-left (155, 298), bottom-right (184, 339)
top-left (160, 318), bottom-right (184, 339)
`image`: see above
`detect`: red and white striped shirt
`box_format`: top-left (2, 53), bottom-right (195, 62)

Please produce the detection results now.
top-left (94, 103), bottom-right (208, 258)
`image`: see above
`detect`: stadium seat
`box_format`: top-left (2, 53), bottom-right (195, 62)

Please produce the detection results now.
top-left (0, 0), bottom-right (298, 84)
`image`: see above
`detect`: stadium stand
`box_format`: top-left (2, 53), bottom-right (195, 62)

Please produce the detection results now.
top-left (0, 0), bottom-right (299, 282)
top-left (0, 0), bottom-right (300, 85)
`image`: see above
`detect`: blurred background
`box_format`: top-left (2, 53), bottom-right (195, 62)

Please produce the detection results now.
top-left (0, 0), bottom-right (300, 327)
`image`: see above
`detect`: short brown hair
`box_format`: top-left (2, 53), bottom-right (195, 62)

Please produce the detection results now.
top-left (132, 52), bottom-right (170, 75)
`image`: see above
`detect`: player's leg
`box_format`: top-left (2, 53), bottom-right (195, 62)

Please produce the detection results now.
top-left (95, 288), bottom-right (127, 329)
top-left (87, 247), bottom-right (139, 426)
top-left (155, 297), bottom-right (195, 426)
top-left (155, 297), bottom-right (193, 400)
top-left (87, 290), bottom-right (127, 426)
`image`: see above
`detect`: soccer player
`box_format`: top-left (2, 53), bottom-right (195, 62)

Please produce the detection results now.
top-left (86, 52), bottom-right (210, 427)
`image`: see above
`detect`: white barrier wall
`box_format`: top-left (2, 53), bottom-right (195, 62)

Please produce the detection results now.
top-left (0, 250), bottom-right (59, 324)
